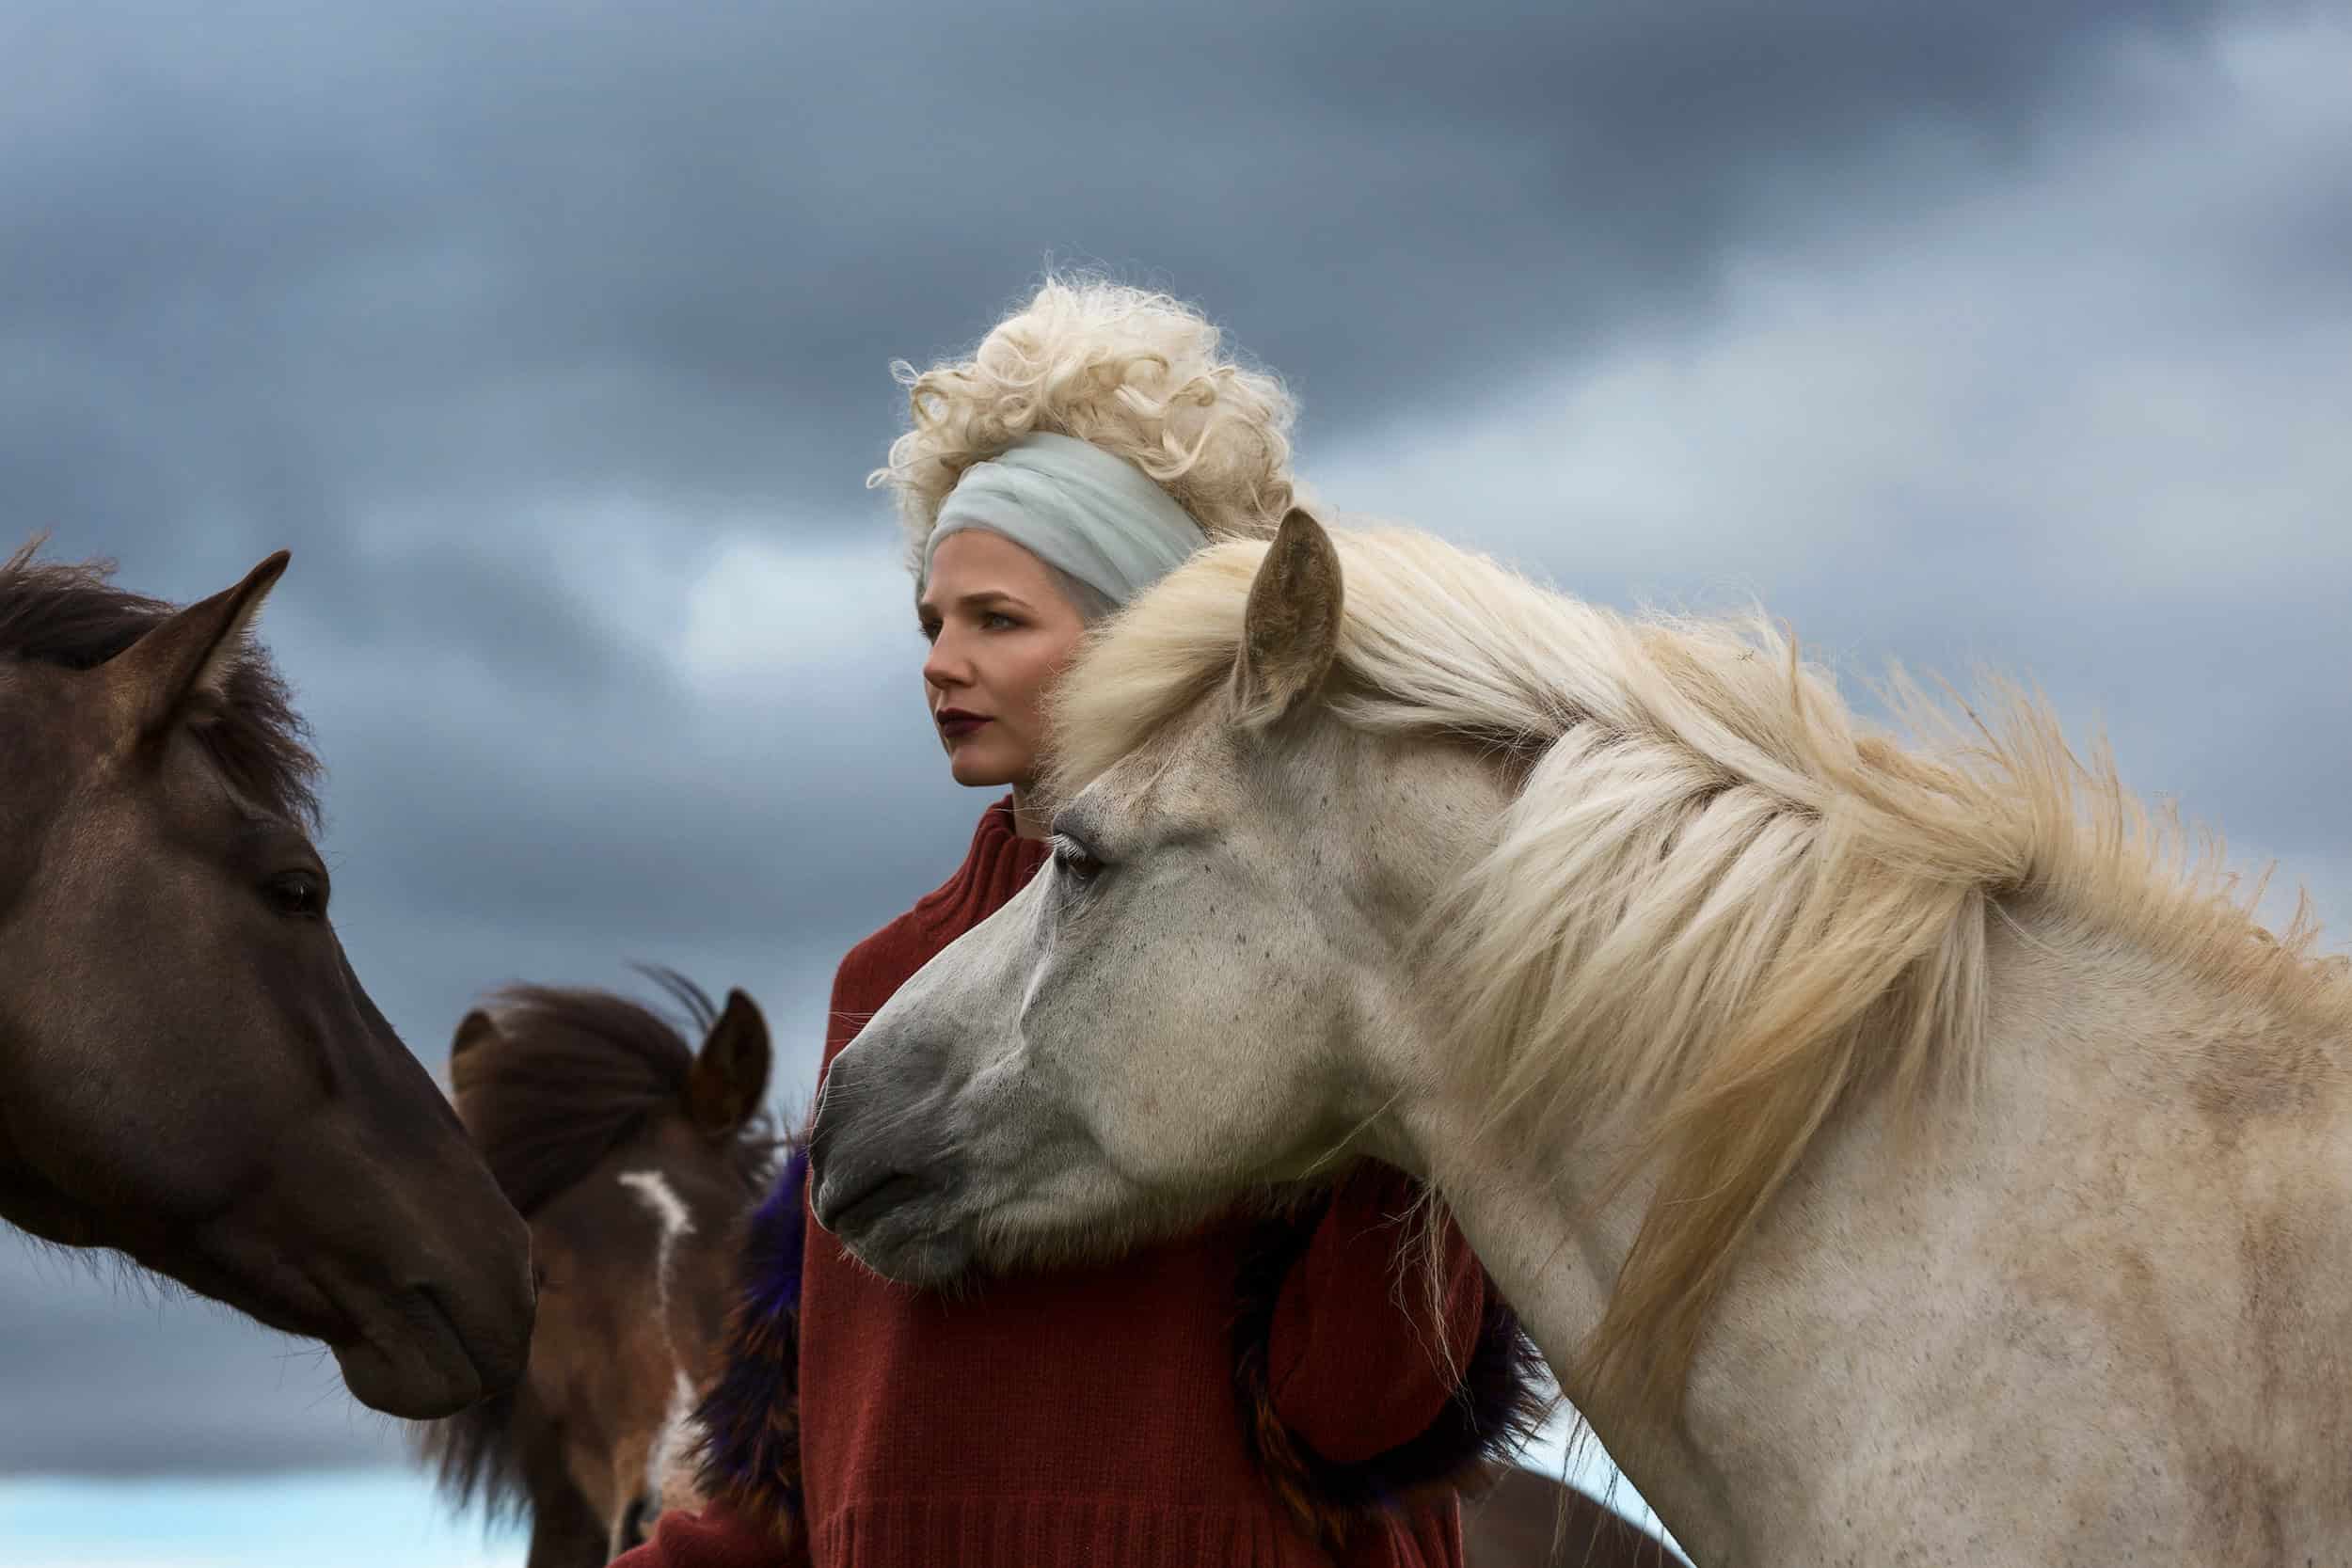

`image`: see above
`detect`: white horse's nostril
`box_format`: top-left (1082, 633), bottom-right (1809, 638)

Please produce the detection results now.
top-left (816, 1164), bottom-right (930, 1237)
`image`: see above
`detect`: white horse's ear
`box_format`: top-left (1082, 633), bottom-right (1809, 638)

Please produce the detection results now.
top-left (1231, 508), bottom-right (1343, 729)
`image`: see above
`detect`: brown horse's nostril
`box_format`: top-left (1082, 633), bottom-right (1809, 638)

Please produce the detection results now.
top-left (622, 1493), bottom-right (660, 1544)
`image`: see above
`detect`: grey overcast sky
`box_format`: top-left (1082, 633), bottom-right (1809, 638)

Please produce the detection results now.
top-left (3, 0), bottom-right (2346, 1483)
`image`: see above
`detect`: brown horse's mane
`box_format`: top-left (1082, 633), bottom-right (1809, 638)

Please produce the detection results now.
top-left (0, 540), bottom-right (321, 826)
top-left (420, 967), bottom-right (778, 1524)
top-left (457, 968), bottom-right (777, 1217)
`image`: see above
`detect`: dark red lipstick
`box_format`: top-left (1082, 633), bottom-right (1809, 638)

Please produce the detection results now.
top-left (936, 707), bottom-right (990, 739)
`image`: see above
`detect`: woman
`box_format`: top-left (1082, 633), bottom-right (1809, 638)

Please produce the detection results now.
top-left (623, 279), bottom-right (1539, 1568)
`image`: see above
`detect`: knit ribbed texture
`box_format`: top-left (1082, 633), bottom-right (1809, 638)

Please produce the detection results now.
top-left (811, 1497), bottom-right (1312, 1567)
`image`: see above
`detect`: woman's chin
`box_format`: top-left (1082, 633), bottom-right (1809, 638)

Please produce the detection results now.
top-left (946, 745), bottom-right (1022, 790)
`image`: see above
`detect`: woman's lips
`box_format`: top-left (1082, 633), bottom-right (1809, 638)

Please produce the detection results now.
top-left (936, 709), bottom-right (990, 739)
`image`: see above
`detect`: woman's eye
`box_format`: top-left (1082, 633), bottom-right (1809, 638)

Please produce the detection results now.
top-left (982, 611), bottom-right (1020, 631)
top-left (918, 620), bottom-right (941, 644)
top-left (263, 870), bottom-right (327, 920)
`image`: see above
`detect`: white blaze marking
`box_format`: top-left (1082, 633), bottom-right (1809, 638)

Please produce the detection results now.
top-left (648, 1370), bottom-right (703, 1508)
top-left (612, 1170), bottom-right (708, 1544)
top-left (618, 1169), bottom-right (696, 1328)
top-left (619, 1168), bottom-right (694, 1243)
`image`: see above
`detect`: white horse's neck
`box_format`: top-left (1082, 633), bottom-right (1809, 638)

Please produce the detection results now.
top-left (1399, 901), bottom-right (2352, 1566)
top-left (1402, 1106), bottom-right (1752, 1560)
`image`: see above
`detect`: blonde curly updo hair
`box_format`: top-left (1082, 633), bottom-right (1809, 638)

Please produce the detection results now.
top-left (868, 277), bottom-right (1301, 574)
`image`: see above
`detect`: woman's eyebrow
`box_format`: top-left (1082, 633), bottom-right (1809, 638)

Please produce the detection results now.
top-left (939, 588), bottom-right (1037, 614)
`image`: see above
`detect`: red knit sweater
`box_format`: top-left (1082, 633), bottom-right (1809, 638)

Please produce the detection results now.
top-left (624, 800), bottom-right (1500, 1568)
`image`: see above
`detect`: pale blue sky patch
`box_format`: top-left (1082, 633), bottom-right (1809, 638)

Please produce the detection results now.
top-left (0, 1473), bottom-right (522, 1568)
top-left (1522, 1396), bottom-right (1691, 1562)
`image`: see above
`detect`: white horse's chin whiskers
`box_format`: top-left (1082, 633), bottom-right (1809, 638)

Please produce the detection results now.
top-left (967, 1175), bottom-right (1246, 1273)
top-left (832, 1185), bottom-right (978, 1287)
top-left (841, 1228), bottom-right (976, 1289)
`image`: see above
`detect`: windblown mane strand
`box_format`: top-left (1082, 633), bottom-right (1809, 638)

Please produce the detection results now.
top-left (414, 1386), bottom-right (541, 1528)
top-left (0, 541), bottom-right (320, 825)
top-left (1054, 527), bottom-right (2352, 1418)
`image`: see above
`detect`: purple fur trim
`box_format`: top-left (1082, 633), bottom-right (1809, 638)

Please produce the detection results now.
top-left (1232, 1197), bottom-right (1549, 1545)
top-left (1343, 1288), bottom-right (1550, 1502)
top-left (691, 1144), bottom-right (808, 1540)
top-left (754, 1147), bottom-right (808, 1313)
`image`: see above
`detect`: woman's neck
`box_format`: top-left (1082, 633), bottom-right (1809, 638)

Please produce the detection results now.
top-left (1010, 783), bottom-right (1051, 841)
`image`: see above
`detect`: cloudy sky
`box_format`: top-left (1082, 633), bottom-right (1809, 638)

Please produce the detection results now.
top-left (5, 0), bottom-right (2347, 1560)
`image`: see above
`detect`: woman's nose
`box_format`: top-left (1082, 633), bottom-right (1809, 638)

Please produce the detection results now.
top-left (923, 630), bottom-right (973, 691)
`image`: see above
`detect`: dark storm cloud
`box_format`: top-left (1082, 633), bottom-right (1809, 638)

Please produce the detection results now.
top-left (5, 0), bottom-right (2255, 1041)
top-left (0, 0), bottom-right (2318, 1481)
top-left (1310, 11), bottom-right (2352, 922)
top-left (4, 0), bottom-right (2257, 548)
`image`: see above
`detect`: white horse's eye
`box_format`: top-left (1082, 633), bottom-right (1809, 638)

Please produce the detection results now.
top-left (1051, 835), bottom-right (1105, 882)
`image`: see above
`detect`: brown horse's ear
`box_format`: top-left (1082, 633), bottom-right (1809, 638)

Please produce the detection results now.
top-left (1231, 509), bottom-right (1343, 730)
top-left (446, 1008), bottom-right (501, 1101)
top-left (687, 988), bottom-right (771, 1140)
top-left (101, 551), bottom-right (290, 744)
top-left (450, 1008), bottom-right (500, 1059)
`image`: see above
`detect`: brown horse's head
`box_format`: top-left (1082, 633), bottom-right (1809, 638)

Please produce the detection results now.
top-left (0, 543), bottom-right (535, 1418)
top-left (421, 971), bottom-right (774, 1565)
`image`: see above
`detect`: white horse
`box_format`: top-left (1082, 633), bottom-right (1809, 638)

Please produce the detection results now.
top-left (808, 509), bottom-right (2352, 1565)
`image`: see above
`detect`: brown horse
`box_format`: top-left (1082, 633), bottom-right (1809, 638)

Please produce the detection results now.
top-left (419, 970), bottom-right (775, 1566)
top-left (0, 542), bottom-right (533, 1418)
top-left (1462, 1463), bottom-right (1683, 1566)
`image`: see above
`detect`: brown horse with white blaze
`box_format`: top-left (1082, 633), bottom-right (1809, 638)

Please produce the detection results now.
top-left (0, 542), bottom-right (534, 1418)
top-left (418, 971), bottom-right (775, 1566)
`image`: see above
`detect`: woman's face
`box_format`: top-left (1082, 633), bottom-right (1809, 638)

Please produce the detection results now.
top-left (918, 530), bottom-right (1089, 790)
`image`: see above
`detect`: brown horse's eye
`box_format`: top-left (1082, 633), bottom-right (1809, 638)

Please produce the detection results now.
top-left (263, 869), bottom-right (327, 919)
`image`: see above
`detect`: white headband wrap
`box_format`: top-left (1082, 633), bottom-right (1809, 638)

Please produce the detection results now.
top-left (923, 432), bottom-right (1209, 607)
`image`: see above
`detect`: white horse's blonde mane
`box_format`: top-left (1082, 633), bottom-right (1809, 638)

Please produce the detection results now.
top-left (1056, 525), bottom-right (2352, 1413)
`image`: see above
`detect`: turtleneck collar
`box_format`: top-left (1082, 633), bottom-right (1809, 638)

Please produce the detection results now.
top-left (910, 795), bottom-right (1051, 939)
